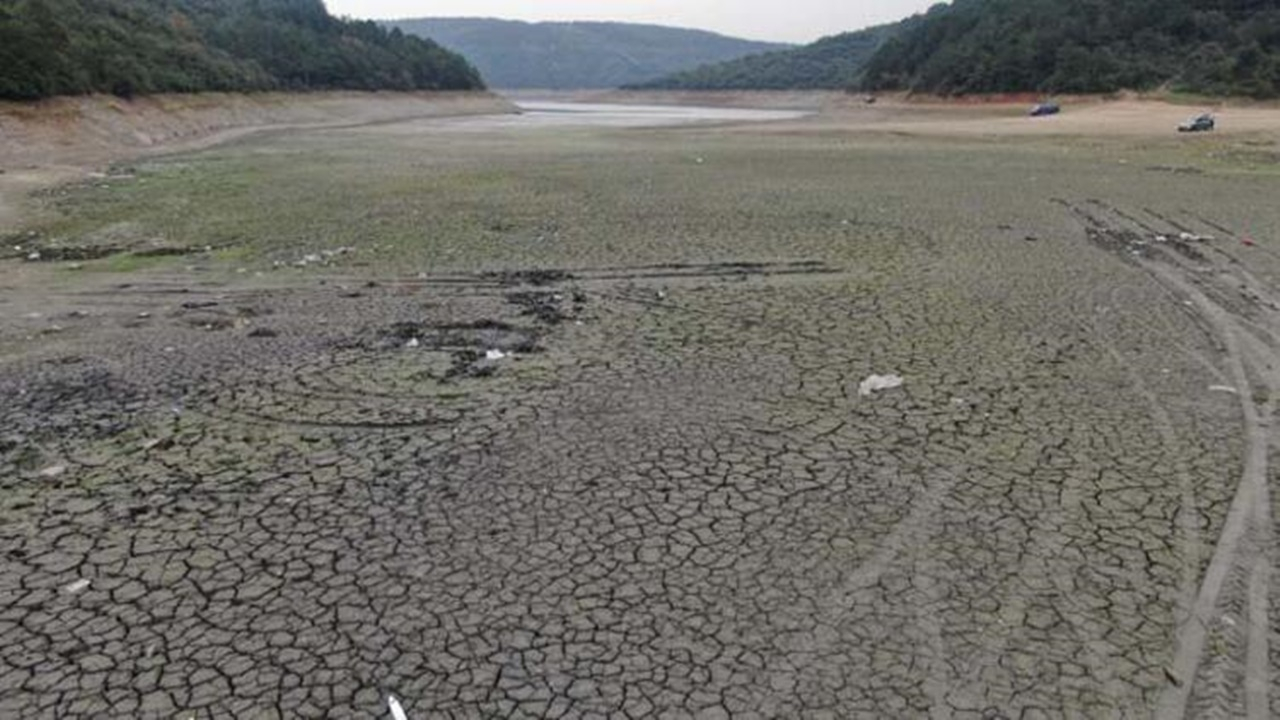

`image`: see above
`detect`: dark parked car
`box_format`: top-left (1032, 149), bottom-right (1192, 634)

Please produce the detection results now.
top-left (1178, 113), bottom-right (1215, 132)
top-left (1029, 102), bottom-right (1060, 117)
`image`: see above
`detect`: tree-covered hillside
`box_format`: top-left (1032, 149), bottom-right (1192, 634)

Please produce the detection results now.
top-left (632, 24), bottom-right (897, 90)
top-left (0, 0), bottom-right (484, 101)
top-left (862, 0), bottom-right (1280, 98)
top-left (390, 18), bottom-right (789, 89)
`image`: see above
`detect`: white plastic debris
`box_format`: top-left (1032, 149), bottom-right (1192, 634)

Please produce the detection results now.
top-left (38, 464), bottom-right (67, 478)
top-left (1209, 385), bottom-right (1239, 395)
top-left (485, 349), bottom-right (508, 361)
top-left (404, 338), bottom-right (420, 349)
top-left (64, 578), bottom-right (91, 594)
top-left (1178, 232), bottom-right (1215, 242)
top-left (859, 374), bottom-right (905, 397)
top-left (26, 251), bottom-right (40, 261)
top-left (388, 695), bottom-right (409, 720)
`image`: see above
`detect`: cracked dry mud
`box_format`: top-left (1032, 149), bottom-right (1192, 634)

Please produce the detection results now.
top-left (3, 111), bottom-right (1280, 719)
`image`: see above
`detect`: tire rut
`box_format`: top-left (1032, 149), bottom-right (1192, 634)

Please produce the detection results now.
top-left (1062, 199), bottom-right (1277, 719)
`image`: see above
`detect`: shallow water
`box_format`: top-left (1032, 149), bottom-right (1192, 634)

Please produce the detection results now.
top-left (431, 100), bottom-right (811, 131)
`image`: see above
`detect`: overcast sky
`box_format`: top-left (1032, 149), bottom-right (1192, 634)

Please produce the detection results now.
top-left (324, 1), bottom-right (940, 43)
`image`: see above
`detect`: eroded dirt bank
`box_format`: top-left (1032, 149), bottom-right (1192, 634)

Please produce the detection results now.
top-left (0, 91), bottom-right (514, 232)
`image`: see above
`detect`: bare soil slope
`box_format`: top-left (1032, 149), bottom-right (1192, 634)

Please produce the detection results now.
top-left (0, 91), bottom-right (513, 232)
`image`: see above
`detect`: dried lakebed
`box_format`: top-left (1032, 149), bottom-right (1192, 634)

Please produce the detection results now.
top-left (2, 103), bottom-right (1280, 718)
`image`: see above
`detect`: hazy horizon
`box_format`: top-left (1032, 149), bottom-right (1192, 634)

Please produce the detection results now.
top-left (323, 1), bottom-right (940, 43)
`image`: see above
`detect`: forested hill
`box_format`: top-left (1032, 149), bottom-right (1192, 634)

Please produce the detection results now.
top-left (0, 0), bottom-right (484, 101)
top-left (389, 18), bottom-right (789, 89)
top-left (861, 0), bottom-right (1280, 98)
top-left (631, 24), bottom-right (898, 90)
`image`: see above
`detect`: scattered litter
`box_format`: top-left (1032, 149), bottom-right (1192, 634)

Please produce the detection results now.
top-left (656, 290), bottom-right (667, 300)
top-left (1209, 385), bottom-right (1239, 395)
top-left (26, 251), bottom-right (40, 261)
top-left (388, 695), bottom-right (409, 720)
top-left (38, 464), bottom-right (67, 478)
top-left (1164, 667), bottom-right (1183, 688)
top-left (485, 349), bottom-right (508, 361)
top-left (282, 247), bottom-right (355, 268)
top-left (137, 312), bottom-right (151, 319)
top-left (1178, 232), bottom-right (1214, 242)
top-left (1243, 238), bottom-right (1257, 247)
top-left (63, 578), bottom-right (91, 594)
top-left (140, 437), bottom-right (171, 451)
top-left (859, 374), bottom-right (905, 397)
top-left (405, 338), bottom-right (420, 349)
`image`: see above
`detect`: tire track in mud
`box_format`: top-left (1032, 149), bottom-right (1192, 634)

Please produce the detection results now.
top-left (1076, 282), bottom-right (1209, 690)
top-left (1062, 200), bottom-right (1277, 719)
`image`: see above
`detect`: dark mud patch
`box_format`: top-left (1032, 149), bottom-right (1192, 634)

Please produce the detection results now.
top-left (0, 366), bottom-right (144, 463)
top-left (368, 319), bottom-right (540, 354)
top-left (444, 349), bottom-right (497, 381)
top-left (19, 245), bottom-right (125, 262)
top-left (132, 245), bottom-right (209, 258)
top-left (507, 291), bottom-right (575, 325)
top-left (1146, 165), bottom-right (1205, 176)
top-left (484, 269), bottom-right (575, 287)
